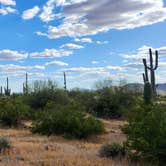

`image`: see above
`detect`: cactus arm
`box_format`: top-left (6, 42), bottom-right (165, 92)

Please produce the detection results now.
top-left (153, 50), bottom-right (158, 70)
top-left (143, 73), bottom-right (146, 83)
top-left (143, 59), bottom-right (149, 82)
top-left (149, 48), bottom-right (153, 69)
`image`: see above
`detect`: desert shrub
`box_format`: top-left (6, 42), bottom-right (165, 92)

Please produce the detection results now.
top-left (91, 86), bottom-right (137, 119)
top-left (0, 98), bottom-right (29, 127)
top-left (31, 105), bottom-right (104, 139)
top-left (68, 89), bottom-right (97, 113)
top-left (123, 104), bottom-right (166, 165)
top-left (99, 142), bottom-right (125, 158)
top-left (0, 136), bottom-right (11, 152)
top-left (25, 88), bottom-right (70, 110)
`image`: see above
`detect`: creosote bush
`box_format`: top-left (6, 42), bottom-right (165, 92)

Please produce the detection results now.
top-left (99, 142), bottom-right (125, 158)
top-left (0, 98), bottom-right (30, 127)
top-left (0, 136), bottom-right (11, 152)
top-left (123, 103), bottom-right (166, 166)
top-left (92, 86), bottom-right (137, 119)
top-left (31, 104), bottom-right (105, 139)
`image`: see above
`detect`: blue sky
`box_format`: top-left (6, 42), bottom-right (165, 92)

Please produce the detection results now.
top-left (0, 0), bottom-right (166, 92)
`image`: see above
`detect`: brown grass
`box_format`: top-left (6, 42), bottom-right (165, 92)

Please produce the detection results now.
top-left (0, 120), bottom-right (130, 166)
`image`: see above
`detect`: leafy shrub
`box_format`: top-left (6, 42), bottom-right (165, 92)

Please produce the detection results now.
top-left (0, 98), bottom-right (29, 127)
top-left (25, 88), bottom-right (70, 110)
top-left (31, 105), bottom-right (104, 139)
top-left (68, 89), bottom-right (97, 113)
top-left (0, 136), bottom-right (11, 152)
top-left (92, 86), bottom-right (137, 119)
top-left (123, 104), bottom-right (166, 165)
top-left (99, 142), bottom-right (125, 158)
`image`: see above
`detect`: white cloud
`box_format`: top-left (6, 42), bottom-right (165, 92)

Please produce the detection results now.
top-left (96, 41), bottom-right (109, 45)
top-left (45, 60), bottom-right (69, 66)
top-left (39, 0), bottom-right (64, 22)
top-left (74, 38), bottom-right (92, 43)
top-left (0, 0), bottom-right (16, 15)
top-left (0, 0), bottom-right (16, 6)
top-left (60, 43), bottom-right (84, 49)
top-left (91, 61), bottom-right (99, 64)
top-left (0, 6), bottom-right (16, 15)
top-left (30, 48), bottom-right (73, 58)
top-left (0, 50), bottom-right (27, 60)
top-left (22, 6), bottom-right (40, 20)
top-left (60, 65), bottom-right (124, 73)
top-left (37, 0), bottom-right (166, 39)
top-left (121, 45), bottom-right (166, 60)
top-left (0, 64), bottom-right (45, 73)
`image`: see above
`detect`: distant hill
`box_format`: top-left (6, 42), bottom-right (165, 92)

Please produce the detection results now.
top-left (125, 83), bottom-right (166, 95)
top-left (157, 83), bottom-right (166, 91)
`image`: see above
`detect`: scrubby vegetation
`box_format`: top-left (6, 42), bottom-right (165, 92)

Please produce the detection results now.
top-left (31, 104), bottom-right (105, 139)
top-left (123, 103), bottom-right (166, 165)
top-left (0, 79), bottom-right (165, 166)
top-left (0, 136), bottom-right (11, 152)
top-left (0, 98), bottom-right (30, 127)
top-left (99, 142), bottom-right (125, 158)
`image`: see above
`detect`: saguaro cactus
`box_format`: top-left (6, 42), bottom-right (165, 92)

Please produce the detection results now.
top-left (142, 58), bottom-right (149, 83)
top-left (0, 86), bottom-right (3, 96)
top-left (64, 72), bottom-right (67, 90)
top-left (142, 48), bottom-right (158, 96)
top-left (4, 77), bottom-right (11, 96)
top-left (23, 73), bottom-right (28, 95)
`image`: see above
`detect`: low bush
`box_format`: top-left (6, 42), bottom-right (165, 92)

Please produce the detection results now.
top-left (25, 89), bottom-right (70, 110)
top-left (91, 86), bottom-right (137, 119)
top-left (31, 105), bottom-right (105, 139)
top-left (123, 103), bottom-right (166, 165)
top-left (99, 142), bottom-right (125, 158)
top-left (0, 98), bottom-right (29, 127)
top-left (0, 136), bottom-right (11, 152)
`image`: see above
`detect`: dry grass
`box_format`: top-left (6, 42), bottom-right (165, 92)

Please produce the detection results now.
top-left (0, 120), bottom-right (130, 166)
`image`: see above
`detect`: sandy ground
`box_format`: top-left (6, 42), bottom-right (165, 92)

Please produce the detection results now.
top-left (0, 120), bottom-right (128, 166)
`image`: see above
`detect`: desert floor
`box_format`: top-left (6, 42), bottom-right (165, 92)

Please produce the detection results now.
top-left (0, 120), bottom-right (128, 166)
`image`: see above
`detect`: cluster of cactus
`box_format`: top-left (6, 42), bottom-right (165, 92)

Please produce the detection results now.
top-left (23, 73), bottom-right (29, 95)
top-left (142, 48), bottom-right (158, 103)
top-left (4, 77), bottom-right (11, 96)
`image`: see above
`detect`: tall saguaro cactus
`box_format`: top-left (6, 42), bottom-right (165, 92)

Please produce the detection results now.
top-left (142, 58), bottom-right (149, 83)
top-left (64, 72), bottom-right (67, 90)
top-left (23, 72), bottom-right (29, 95)
top-left (143, 48), bottom-right (158, 96)
top-left (4, 77), bottom-right (11, 96)
top-left (0, 86), bottom-right (3, 96)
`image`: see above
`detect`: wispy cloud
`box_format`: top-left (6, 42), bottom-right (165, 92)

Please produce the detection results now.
top-left (30, 49), bottom-right (73, 58)
top-left (22, 6), bottom-right (40, 20)
top-left (60, 43), bottom-right (84, 49)
top-left (45, 60), bottom-right (69, 66)
top-left (0, 50), bottom-right (28, 60)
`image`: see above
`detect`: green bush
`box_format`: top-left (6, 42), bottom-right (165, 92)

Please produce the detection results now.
top-left (92, 86), bottom-right (137, 119)
top-left (99, 142), bottom-right (125, 158)
top-left (31, 105), bottom-right (105, 139)
top-left (0, 136), bottom-right (11, 152)
top-left (0, 98), bottom-right (29, 127)
top-left (123, 104), bottom-right (166, 165)
top-left (25, 89), bottom-right (70, 110)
